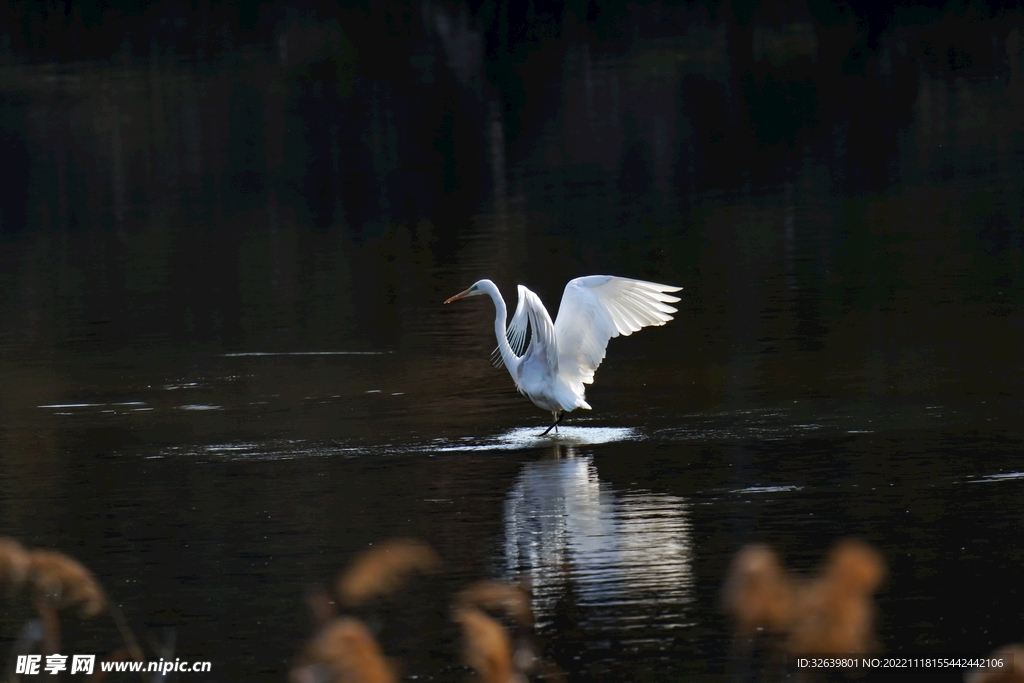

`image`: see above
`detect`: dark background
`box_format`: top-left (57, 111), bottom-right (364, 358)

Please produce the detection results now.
top-left (2, 0), bottom-right (1023, 231)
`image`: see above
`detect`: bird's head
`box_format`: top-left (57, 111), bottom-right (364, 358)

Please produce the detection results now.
top-left (444, 280), bottom-right (491, 304)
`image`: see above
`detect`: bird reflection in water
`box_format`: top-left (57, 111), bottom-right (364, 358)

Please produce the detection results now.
top-left (503, 447), bottom-right (694, 670)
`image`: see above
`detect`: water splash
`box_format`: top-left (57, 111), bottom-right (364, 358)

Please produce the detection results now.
top-left (436, 426), bottom-right (637, 452)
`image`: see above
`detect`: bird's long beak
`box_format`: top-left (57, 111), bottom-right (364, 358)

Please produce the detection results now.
top-left (444, 288), bottom-right (473, 304)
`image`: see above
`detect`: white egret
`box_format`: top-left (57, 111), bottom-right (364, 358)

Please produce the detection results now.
top-left (444, 276), bottom-right (682, 434)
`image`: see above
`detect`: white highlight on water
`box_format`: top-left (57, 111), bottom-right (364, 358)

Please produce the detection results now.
top-left (221, 351), bottom-right (387, 357)
top-left (437, 426), bottom-right (636, 452)
top-left (731, 485), bottom-right (803, 494)
top-left (968, 471), bottom-right (1024, 484)
top-left (38, 403), bottom-right (103, 408)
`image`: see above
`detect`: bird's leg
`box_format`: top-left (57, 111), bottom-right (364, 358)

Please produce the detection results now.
top-left (540, 414), bottom-right (557, 437)
top-left (540, 411), bottom-right (565, 437)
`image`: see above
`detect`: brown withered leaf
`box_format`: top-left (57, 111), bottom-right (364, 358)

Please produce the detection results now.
top-left (453, 606), bottom-right (516, 683)
top-left (787, 539), bottom-right (886, 656)
top-left (455, 580), bottom-right (533, 629)
top-left (722, 543), bottom-right (798, 639)
top-left (26, 549), bottom-right (106, 618)
top-left (295, 617), bottom-right (396, 683)
top-left (336, 539), bottom-right (440, 606)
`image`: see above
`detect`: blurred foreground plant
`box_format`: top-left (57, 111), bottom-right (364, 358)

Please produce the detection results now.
top-left (290, 539), bottom-right (563, 683)
top-left (452, 579), bottom-right (564, 683)
top-left (336, 539), bottom-right (441, 608)
top-left (723, 538), bottom-right (886, 670)
top-left (0, 536), bottom-right (150, 682)
top-left (291, 538), bottom-right (440, 683)
top-left (965, 644), bottom-right (1024, 683)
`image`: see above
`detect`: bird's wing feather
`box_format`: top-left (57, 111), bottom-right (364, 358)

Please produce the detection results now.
top-left (491, 286), bottom-right (530, 367)
top-left (492, 286), bottom-right (556, 372)
top-left (553, 276), bottom-right (681, 388)
top-left (517, 285), bottom-right (558, 376)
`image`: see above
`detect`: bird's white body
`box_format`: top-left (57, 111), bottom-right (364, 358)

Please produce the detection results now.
top-left (445, 276), bottom-right (681, 428)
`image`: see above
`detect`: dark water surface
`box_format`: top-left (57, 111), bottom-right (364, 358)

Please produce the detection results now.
top-left (1, 50), bottom-right (1024, 682)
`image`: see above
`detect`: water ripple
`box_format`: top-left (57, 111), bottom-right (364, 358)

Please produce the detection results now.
top-left (730, 485), bottom-right (803, 494)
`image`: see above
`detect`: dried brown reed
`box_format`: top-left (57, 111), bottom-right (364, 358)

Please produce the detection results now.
top-left (455, 580), bottom-right (544, 678)
top-left (292, 617), bottom-right (397, 683)
top-left (965, 644), bottom-right (1024, 683)
top-left (26, 549), bottom-right (106, 618)
top-left (336, 539), bottom-right (441, 606)
top-left (452, 605), bottom-right (523, 683)
top-left (455, 580), bottom-right (533, 629)
top-left (787, 539), bottom-right (886, 655)
top-left (723, 539), bottom-right (887, 658)
top-left (0, 536), bottom-right (30, 587)
top-left (722, 543), bottom-right (798, 639)
top-left (2, 540), bottom-right (144, 664)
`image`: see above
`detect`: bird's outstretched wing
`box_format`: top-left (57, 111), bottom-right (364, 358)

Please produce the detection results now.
top-left (553, 276), bottom-right (681, 390)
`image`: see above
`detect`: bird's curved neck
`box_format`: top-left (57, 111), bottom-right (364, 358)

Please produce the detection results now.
top-left (482, 282), bottom-right (520, 375)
